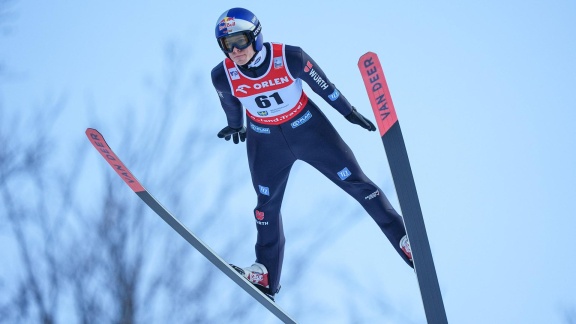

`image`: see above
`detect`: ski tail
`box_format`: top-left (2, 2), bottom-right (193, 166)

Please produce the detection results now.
top-left (358, 53), bottom-right (448, 324)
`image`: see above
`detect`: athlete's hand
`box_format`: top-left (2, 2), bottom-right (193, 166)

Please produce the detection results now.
top-left (345, 107), bottom-right (376, 131)
top-left (217, 126), bottom-right (247, 144)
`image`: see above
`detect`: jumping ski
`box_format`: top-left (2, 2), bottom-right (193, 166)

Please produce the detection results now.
top-left (358, 52), bottom-right (448, 324)
top-left (85, 128), bottom-right (297, 324)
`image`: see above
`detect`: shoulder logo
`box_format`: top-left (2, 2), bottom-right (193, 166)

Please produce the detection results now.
top-left (304, 61), bottom-right (313, 73)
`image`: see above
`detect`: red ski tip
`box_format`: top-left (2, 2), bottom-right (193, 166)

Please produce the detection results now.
top-left (85, 128), bottom-right (145, 193)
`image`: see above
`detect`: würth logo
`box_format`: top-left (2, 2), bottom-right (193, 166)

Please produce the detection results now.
top-left (255, 209), bottom-right (269, 226)
top-left (304, 61), bottom-right (329, 90)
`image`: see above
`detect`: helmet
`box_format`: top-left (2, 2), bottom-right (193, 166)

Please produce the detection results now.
top-left (215, 8), bottom-right (263, 53)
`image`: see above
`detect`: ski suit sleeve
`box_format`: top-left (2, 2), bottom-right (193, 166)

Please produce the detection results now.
top-left (211, 63), bottom-right (244, 129)
top-left (285, 45), bottom-right (354, 116)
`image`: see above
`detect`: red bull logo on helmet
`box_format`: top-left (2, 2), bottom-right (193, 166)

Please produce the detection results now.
top-left (218, 17), bottom-right (236, 32)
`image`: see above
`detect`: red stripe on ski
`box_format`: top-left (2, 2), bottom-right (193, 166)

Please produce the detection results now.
top-left (85, 128), bottom-right (145, 192)
top-left (358, 52), bottom-right (398, 137)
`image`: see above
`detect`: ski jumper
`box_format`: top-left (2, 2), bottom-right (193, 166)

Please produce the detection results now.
top-left (211, 43), bottom-right (412, 294)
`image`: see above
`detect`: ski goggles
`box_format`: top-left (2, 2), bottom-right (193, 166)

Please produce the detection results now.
top-left (218, 32), bottom-right (254, 53)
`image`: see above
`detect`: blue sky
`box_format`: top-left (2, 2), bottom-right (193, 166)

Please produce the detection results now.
top-left (2, 0), bottom-right (576, 323)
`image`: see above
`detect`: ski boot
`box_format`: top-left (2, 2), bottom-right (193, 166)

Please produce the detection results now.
top-left (230, 262), bottom-right (275, 301)
top-left (400, 235), bottom-right (413, 262)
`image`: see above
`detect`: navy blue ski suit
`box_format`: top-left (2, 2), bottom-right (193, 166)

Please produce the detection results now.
top-left (211, 42), bottom-right (412, 294)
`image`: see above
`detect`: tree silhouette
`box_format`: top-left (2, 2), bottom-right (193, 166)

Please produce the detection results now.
top-left (0, 37), bottom-right (365, 323)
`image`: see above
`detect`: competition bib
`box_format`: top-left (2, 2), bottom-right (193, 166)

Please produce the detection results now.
top-left (224, 43), bottom-right (308, 125)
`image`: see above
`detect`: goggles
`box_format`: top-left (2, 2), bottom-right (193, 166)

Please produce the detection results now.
top-left (218, 32), bottom-right (254, 53)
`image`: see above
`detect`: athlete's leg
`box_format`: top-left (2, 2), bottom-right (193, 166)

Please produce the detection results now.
top-left (285, 105), bottom-right (412, 266)
top-left (246, 122), bottom-right (297, 293)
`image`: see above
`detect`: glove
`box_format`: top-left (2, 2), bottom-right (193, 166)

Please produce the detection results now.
top-left (217, 126), bottom-right (246, 144)
top-left (345, 107), bottom-right (376, 131)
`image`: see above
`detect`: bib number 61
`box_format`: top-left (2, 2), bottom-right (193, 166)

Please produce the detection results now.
top-left (255, 92), bottom-right (284, 108)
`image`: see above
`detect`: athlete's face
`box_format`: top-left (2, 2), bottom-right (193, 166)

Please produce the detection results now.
top-left (229, 45), bottom-right (255, 66)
